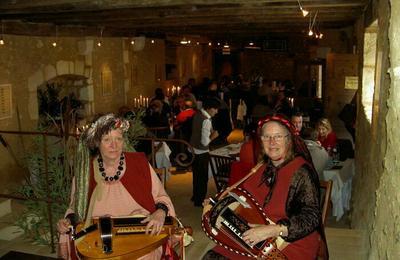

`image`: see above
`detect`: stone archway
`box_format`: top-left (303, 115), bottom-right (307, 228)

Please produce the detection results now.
top-left (27, 60), bottom-right (94, 121)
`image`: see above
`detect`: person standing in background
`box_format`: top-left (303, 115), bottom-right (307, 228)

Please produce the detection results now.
top-left (190, 98), bottom-right (220, 207)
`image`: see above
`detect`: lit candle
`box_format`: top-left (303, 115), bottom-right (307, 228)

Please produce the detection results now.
top-left (146, 97), bottom-right (149, 107)
top-left (177, 86), bottom-right (181, 95)
top-left (134, 98), bottom-right (137, 108)
top-left (140, 95), bottom-right (143, 106)
top-left (167, 88), bottom-right (170, 96)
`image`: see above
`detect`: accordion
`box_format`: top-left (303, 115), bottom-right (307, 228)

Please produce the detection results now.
top-left (202, 187), bottom-right (288, 259)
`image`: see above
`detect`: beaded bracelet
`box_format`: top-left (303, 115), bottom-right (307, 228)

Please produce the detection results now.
top-left (155, 203), bottom-right (169, 215)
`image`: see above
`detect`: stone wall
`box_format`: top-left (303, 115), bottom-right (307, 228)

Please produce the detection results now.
top-left (0, 35), bottom-right (166, 194)
top-left (351, 0), bottom-right (400, 258)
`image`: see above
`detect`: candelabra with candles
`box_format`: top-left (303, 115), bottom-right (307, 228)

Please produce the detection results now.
top-left (133, 95), bottom-right (149, 108)
top-left (166, 85), bottom-right (180, 97)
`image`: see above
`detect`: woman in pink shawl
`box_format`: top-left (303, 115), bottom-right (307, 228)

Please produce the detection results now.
top-left (57, 114), bottom-right (176, 259)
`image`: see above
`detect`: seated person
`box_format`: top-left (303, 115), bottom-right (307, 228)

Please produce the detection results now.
top-left (291, 112), bottom-right (306, 138)
top-left (57, 114), bottom-right (176, 260)
top-left (203, 114), bottom-right (323, 259)
top-left (316, 117), bottom-right (337, 154)
top-left (228, 123), bottom-right (261, 185)
top-left (143, 100), bottom-right (171, 138)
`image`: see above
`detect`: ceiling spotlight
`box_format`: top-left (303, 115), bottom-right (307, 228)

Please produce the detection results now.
top-left (151, 39), bottom-right (155, 44)
top-left (52, 41), bottom-right (57, 47)
top-left (208, 42), bottom-right (212, 46)
top-left (131, 40), bottom-right (135, 45)
top-left (217, 42), bottom-right (220, 46)
top-left (0, 39), bottom-right (4, 45)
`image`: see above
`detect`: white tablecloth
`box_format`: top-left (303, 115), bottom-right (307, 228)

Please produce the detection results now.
top-left (154, 141), bottom-right (172, 180)
top-left (208, 143), bottom-right (241, 178)
top-left (322, 159), bottom-right (355, 221)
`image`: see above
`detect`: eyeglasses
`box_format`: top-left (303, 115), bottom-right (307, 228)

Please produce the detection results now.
top-left (260, 134), bottom-right (289, 142)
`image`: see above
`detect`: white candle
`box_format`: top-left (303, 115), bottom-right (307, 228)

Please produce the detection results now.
top-left (167, 88), bottom-right (170, 96)
top-left (140, 95), bottom-right (143, 106)
top-left (177, 86), bottom-right (181, 95)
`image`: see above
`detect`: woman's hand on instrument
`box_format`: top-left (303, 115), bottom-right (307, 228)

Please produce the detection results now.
top-left (57, 218), bottom-right (71, 234)
top-left (141, 209), bottom-right (166, 236)
top-left (202, 198), bottom-right (212, 216)
top-left (242, 224), bottom-right (282, 246)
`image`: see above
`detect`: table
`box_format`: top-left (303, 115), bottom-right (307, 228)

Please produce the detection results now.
top-left (208, 143), bottom-right (241, 178)
top-left (322, 159), bottom-right (355, 221)
top-left (209, 143), bottom-right (241, 157)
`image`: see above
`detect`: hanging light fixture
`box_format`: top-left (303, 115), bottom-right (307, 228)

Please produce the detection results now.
top-left (180, 36), bottom-right (188, 45)
top-left (297, 0), bottom-right (309, 17)
top-left (97, 27), bottom-right (104, 47)
top-left (52, 25), bottom-right (58, 47)
top-left (0, 21), bottom-right (5, 45)
top-left (308, 11), bottom-right (318, 37)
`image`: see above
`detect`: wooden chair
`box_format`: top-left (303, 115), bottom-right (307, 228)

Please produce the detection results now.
top-left (320, 180), bottom-right (333, 225)
top-left (209, 154), bottom-right (235, 192)
top-left (318, 180), bottom-right (333, 259)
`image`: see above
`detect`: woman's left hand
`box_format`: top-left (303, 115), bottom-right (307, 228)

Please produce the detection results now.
top-left (242, 224), bottom-right (281, 246)
top-left (141, 209), bottom-right (166, 235)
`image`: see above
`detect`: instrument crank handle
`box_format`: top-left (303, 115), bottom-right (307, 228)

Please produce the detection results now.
top-left (71, 224), bottom-right (98, 240)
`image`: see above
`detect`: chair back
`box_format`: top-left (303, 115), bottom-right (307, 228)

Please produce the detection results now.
top-left (318, 180), bottom-right (332, 260)
top-left (320, 180), bottom-right (333, 225)
top-left (209, 154), bottom-right (235, 192)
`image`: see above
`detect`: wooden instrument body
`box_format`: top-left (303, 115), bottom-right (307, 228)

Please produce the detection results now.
top-left (75, 216), bottom-right (177, 260)
top-left (202, 187), bottom-right (287, 259)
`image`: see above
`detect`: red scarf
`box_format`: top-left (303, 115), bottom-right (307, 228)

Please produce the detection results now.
top-left (88, 152), bottom-right (156, 214)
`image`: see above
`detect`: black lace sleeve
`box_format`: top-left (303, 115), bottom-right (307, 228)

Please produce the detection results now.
top-left (278, 166), bottom-right (321, 242)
